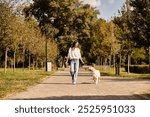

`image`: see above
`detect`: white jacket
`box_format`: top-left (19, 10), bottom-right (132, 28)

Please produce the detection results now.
top-left (67, 47), bottom-right (81, 60)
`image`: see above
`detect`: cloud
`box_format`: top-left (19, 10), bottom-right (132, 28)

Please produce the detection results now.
top-left (107, 0), bottom-right (116, 4)
top-left (79, 0), bottom-right (101, 7)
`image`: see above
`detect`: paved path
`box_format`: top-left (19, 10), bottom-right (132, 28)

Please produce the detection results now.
top-left (7, 68), bottom-right (150, 100)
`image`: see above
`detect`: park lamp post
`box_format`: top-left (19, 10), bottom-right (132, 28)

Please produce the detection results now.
top-left (45, 17), bottom-right (55, 71)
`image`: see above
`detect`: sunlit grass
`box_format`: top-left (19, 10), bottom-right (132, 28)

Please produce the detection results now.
top-left (98, 66), bottom-right (150, 79)
top-left (0, 68), bottom-right (54, 99)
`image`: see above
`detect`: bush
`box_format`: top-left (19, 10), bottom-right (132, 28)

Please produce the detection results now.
top-left (124, 65), bottom-right (150, 74)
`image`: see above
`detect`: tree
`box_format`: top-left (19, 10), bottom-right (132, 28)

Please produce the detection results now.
top-left (131, 47), bottom-right (147, 64)
top-left (113, 1), bottom-right (136, 73)
top-left (130, 0), bottom-right (150, 47)
top-left (130, 0), bottom-right (150, 68)
top-left (76, 4), bottom-right (99, 64)
top-left (25, 19), bottom-right (58, 69)
top-left (24, 0), bottom-right (99, 65)
top-left (0, 2), bottom-right (15, 73)
top-left (89, 19), bottom-right (120, 66)
top-left (10, 16), bottom-right (22, 71)
top-left (0, 0), bottom-right (58, 71)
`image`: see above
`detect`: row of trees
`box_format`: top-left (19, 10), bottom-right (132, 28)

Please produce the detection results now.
top-left (0, 0), bottom-right (149, 73)
top-left (24, 0), bottom-right (121, 66)
top-left (0, 1), bottom-right (58, 73)
top-left (113, 0), bottom-right (150, 72)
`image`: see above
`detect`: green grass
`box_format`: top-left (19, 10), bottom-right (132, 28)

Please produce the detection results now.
top-left (98, 66), bottom-right (150, 79)
top-left (0, 68), bottom-right (54, 99)
top-left (57, 67), bottom-right (65, 71)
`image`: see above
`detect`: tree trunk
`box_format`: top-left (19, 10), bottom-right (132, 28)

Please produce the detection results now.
top-left (45, 38), bottom-right (48, 71)
top-left (28, 53), bottom-right (31, 70)
top-left (149, 46), bottom-right (150, 69)
top-left (62, 57), bottom-right (65, 68)
top-left (113, 54), bottom-right (115, 72)
top-left (100, 57), bottom-right (103, 66)
top-left (119, 53), bottom-right (122, 68)
top-left (22, 48), bottom-right (25, 70)
top-left (35, 56), bottom-right (38, 69)
top-left (4, 47), bottom-right (8, 73)
top-left (33, 58), bottom-right (35, 70)
top-left (42, 61), bottom-right (44, 69)
top-left (109, 55), bottom-right (112, 67)
top-left (13, 50), bottom-right (16, 72)
top-left (127, 54), bottom-right (131, 73)
top-left (104, 58), bottom-right (107, 66)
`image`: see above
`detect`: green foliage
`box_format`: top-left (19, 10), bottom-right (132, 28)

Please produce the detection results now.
top-left (0, 1), bottom-right (58, 69)
top-left (131, 47), bottom-right (147, 64)
top-left (0, 2), bottom-right (14, 49)
top-left (113, 5), bottom-right (135, 55)
top-left (113, 1), bottom-right (150, 67)
top-left (130, 0), bottom-right (150, 47)
top-left (0, 0), bottom-right (148, 68)
top-left (24, 0), bottom-right (99, 60)
top-left (88, 19), bottom-right (120, 63)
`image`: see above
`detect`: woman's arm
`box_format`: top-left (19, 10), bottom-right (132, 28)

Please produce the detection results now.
top-left (65, 57), bottom-right (69, 64)
top-left (78, 48), bottom-right (84, 64)
top-left (80, 58), bottom-right (84, 64)
top-left (66, 48), bottom-right (70, 64)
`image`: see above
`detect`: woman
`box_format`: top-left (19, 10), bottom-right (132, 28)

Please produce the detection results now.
top-left (66, 41), bottom-right (84, 85)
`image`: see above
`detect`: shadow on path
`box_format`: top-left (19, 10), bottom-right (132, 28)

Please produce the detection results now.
top-left (102, 77), bottom-right (150, 82)
top-left (52, 73), bottom-right (92, 77)
top-left (12, 95), bottom-right (145, 100)
top-left (40, 82), bottom-right (92, 85)
top-left (101, 73), bottom-right (150, 79)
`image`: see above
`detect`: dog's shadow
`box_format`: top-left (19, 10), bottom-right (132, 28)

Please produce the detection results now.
top-left (80, 82), bottom-right (93, 84)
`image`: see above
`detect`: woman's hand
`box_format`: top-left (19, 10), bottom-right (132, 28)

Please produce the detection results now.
top-left (82, 60), bottom-right (84, 65)
top-left (80, 58), bottom-right (84, 65)
top-left (65, 59), bottom-right (68, 65)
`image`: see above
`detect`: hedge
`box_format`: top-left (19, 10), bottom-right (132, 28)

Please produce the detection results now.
top-left (124, 65), bottom-right (150, 74)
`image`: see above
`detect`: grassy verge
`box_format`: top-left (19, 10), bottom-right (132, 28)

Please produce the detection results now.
top-left (57, 67), bottom-right (65, 71)
top-left (98, 66), bottom-right (150, 79)
top-left (0, 68), bottom-right (54, 99)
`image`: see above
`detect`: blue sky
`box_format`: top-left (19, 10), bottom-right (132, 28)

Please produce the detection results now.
top-left (80, 0), bottom-right (126, 20)
top-left (19, 0), bottom-right (125, 20)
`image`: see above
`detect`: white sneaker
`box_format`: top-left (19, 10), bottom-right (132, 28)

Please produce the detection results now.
top-left (72, 82), bottom-right (76, 85)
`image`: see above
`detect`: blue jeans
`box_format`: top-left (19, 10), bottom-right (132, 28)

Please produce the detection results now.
top-left (70, 59), bottom-right (79, 83)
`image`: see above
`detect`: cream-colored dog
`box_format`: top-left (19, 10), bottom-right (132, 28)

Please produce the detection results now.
top-left (89, 66), bottom-right (100, 84)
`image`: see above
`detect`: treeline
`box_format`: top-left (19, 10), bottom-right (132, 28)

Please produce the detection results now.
top-left (0, 0), bottom-right (149, 73)
top-left (0, 0), bottom-right (58, 73)
top-left (113, 0), bottom-right (150, 72)
top-left (23, 0), bottom-right (120, 67)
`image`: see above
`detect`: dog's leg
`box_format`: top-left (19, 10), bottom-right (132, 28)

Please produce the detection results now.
top-left (96, 78), bottom-right (98, 84)
top-left (93, 77), bottom-right (96, 84)
top-left (93, 77), bottom-right (98, 84)
top-left (92, 77), bottom-right (94, 83)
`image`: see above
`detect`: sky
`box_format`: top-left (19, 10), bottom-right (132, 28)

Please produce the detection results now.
top-left (80, 0), bottom-right (126, 20)
top-left (17, 0), bottom-right (125, 20)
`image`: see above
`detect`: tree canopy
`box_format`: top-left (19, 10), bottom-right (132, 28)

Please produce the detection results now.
top-left (130, 0), bottom-right (150, 47)
top-left (0, 0), bottom-right (149, 71)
